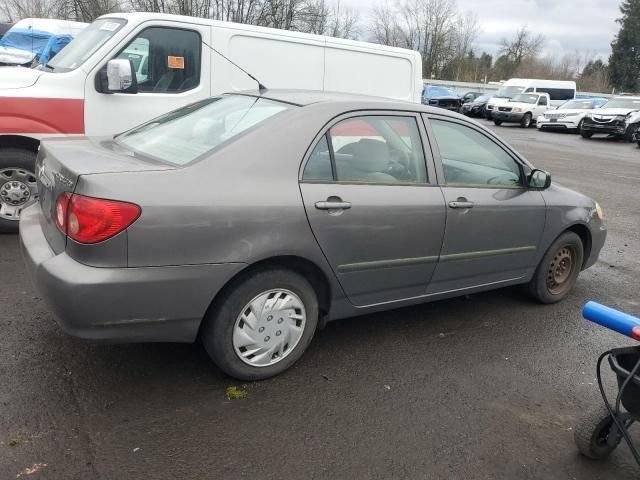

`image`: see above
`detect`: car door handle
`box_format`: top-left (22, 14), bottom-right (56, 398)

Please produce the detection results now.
top-left (448, 200), bottom-right (475, 209)
top-left (315, 201), bottom-right (352, 210)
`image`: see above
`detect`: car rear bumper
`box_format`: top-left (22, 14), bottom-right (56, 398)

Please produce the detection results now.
top-left (492, 111), bottom-right (525, 123)
top-left (20, 203), bottom-right (246, 343)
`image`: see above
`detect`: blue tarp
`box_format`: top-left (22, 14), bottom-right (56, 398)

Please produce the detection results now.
top-left (0, 28), bottom-right (74, 64)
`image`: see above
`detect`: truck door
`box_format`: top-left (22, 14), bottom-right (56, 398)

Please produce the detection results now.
top-left (84, 21), bottom-right (211, 136)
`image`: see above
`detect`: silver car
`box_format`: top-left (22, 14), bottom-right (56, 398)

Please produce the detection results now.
top-left (20, 91), bottom-right (606, 380)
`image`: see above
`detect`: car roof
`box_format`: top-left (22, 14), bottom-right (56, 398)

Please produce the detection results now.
top-left (226, 89), bottom-right (462, 117)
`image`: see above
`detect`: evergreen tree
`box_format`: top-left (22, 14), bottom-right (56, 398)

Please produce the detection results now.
top-left (609, 0), bottom-right (640, 92)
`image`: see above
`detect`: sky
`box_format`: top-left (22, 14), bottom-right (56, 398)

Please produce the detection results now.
top-left (350, 0), bottom-right (621, 61)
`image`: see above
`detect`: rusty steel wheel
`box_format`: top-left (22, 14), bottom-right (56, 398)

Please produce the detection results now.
top-left (546, 245), bottom-right (578, 296)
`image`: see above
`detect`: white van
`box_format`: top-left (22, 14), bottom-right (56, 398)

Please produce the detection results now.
top-left (0, 12), bottom-right (423, 231)
top-left (486, 78), bottom-right (576, 117)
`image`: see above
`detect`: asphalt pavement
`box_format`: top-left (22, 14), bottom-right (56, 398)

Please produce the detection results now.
top-left (2, 121), bottom-right (640, 479)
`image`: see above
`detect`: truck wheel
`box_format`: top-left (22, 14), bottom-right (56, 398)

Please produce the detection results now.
top-left (520, 113), bottom-right (532, 128)
top-left (0, 148), bottom-right (38, 234)
top-left (581, 130), bottom-right (593, 139)
top-left (528, 231), bottom-right (583, 304)
top-left (574, 404), bottom-right (622, 460)
top-left (493, 120), bottom-right (502, 126)
top-left (201, 267), bottom-right (319, 381)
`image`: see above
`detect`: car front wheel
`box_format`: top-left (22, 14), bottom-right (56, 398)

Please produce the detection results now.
top-left (520, 113), bottom-right (532, 128)
top-left (201, 268), bottom-right (319, 380)
top-left (493, 119), bottom-right (502, 126)
top-left (581, 130), bottom-right (594, 139)
top-left (528, 231), bottom-right (584, 304)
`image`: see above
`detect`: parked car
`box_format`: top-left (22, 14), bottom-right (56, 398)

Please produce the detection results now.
top-left (486, 78), bottom-right (576, 118)
top-left (461, 93), bottom-right (493, 118)
top-left (461, 91), bottom-right (483, 104)
top-left (581, 96), bottom-right (640, 141)
top-left (0, 18), bottom-right (87, 67)
top-left (0, 12), bottom-right (423, 233)
top-left (492, 92), bottom-right (551, 128)
top-left (20, 90), bottom-right (606, 380)
top-left (421, 85), bottom-right (462, 111)
top-left (537, 98), bottom-right (608, 133)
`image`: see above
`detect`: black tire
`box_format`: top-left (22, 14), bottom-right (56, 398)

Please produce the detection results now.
top-left (0, 148), bottom-right (38, 234)
top-left (201, 268), bottom-right (319, 381)
top-left (485, 111), bottom-right (493, 120)
top-left (624, 124), bottom-right (639, 142)
top-left (575, 119), bottom-right (584, 133)
top-left (520, 113), bottom-right (533, 128)
top-left (528, 231), bottom-right (584, 304)
top-left (574, 404), bottom-right (622, 460)
top-left (581, 130), bottom-right (593, 139)
top-left (493, 119), bottom-right (503, 126)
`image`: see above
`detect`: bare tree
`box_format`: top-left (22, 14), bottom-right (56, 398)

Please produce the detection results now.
top-left (499, 25), bottom-right (544, 67)
top-left (451, 10), bottom-right (479, 80)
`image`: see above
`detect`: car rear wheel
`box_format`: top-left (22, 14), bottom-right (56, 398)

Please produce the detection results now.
top-left (520, 113), bottom-right (532, 128)
top-left (528, 231), bottom-right (584, 304)
top-left (493, 120), bottom-right (502, 126)
top-left (0, 148), bottom-right (38, 234)
top-left (201, 268), bottom-right (319, 380)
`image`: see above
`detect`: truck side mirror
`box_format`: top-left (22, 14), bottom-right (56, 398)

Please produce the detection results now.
top-left (528, 169), bottom-right (551, 189)
top-left (95, 59), bottom-right (138, 94)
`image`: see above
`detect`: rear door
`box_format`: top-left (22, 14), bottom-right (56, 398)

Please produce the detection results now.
top-left (299, 112), bottom-right (446, 307)
top-left (423, 114), bottom-right (546, 293)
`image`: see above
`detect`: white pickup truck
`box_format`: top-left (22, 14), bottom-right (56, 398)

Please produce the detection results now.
top-left (491, 92), bottom-right (551, 128)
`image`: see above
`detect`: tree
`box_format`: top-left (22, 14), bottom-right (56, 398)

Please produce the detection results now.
top-left (579, 59), bottom-right (610, 92)
top-left (609, 0), bottom-right (640, 92)
top-left (499, 26), bottom-right (544, 70)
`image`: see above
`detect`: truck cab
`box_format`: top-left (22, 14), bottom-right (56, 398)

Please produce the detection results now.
top-left (0, 12), bottom-right (423, 233)
top-left (491, 92), bottom-right (551, 128)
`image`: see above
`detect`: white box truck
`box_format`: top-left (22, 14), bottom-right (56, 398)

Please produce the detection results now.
top-left (0, 12), bottom-right (423, 231)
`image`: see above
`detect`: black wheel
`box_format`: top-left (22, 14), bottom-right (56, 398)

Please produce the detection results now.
top-left (493, 119), bottom-right (502, 126)
top-left (624, 124), bottom-right (639, 142)
top-left (575, 119), bottom-right (584, 133)
top-left (520, 113), bottom-right (532, 128)
top-left (201, 268), bottom-right (319, 381)
top-left (581, 130), bottom-right (594, 139)
top-left (528, 231), bottom-right (584, 304)
top-left (485, 111), bottom-right (493, 120)
top-left (0, 148), bottom-right (38, 234)
top-left (575, 404), bottom-right (622, 460)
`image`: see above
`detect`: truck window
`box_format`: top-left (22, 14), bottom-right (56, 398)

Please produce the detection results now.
top-left (116, 27), bottom-right (201, 94)
top-left (536, 88), bottom-right (575, 101)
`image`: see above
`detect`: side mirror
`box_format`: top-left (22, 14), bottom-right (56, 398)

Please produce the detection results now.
top-left (95, 59), bottom-right (138, 94)
top-left (528, 169), bottom-right (551, 189)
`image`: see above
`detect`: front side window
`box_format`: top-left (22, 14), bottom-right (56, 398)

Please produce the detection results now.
top-left (429, 119), bottom-right (522, 188)
top-left (116, 27), bottom-right (201, 93)
top-left (117, 95), bottom-right (291, 165)
top-left (303, 116), bottom-right (428, 184)
top-left (47, 18), bottom-right (126, 72)
top-left (538, 96), bottom-right (548, 106)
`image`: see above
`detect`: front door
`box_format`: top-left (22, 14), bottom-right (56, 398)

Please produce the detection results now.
top-left (300, 113), bottom-right (446, 307)
top-left (424, 115), bottom-right (546, 293)
top-left (84, 21), bottom-right (211, 136)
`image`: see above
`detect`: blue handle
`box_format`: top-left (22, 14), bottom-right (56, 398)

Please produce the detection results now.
top-left (583, 301), bottom-right (640, 339)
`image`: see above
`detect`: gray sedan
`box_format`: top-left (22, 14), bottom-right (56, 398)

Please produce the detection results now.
top-left (20, 91), bottom-right (606, 380)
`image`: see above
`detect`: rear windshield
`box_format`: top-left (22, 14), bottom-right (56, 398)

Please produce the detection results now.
top-left (117, 95), bottom-right (291, 165)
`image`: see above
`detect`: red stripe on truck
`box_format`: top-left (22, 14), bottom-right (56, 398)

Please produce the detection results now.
top-left (0, 97), bottom-right (84, 134)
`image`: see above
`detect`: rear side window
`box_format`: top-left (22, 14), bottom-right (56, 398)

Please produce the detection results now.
top-left (303, 116), bottom-right (428, 184)
top-left (536, 88), bottom-right (575, 101)
top-left (117, 96), bottom-right (290, 165)
top-left (116, 27), bottom-right (201, 93)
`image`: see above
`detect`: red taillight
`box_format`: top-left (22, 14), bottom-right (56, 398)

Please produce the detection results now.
top-left (54, 193), bottom-right (141, 244)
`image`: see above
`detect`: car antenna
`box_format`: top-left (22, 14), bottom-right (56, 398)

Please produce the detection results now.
top-left (202, 39), bottom-right (267, 94)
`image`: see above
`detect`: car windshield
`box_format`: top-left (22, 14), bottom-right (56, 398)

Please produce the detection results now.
top-left (494, 85), bottom-right (525, 98)
top-left (559, 100), bottom-right (599, 110)
top-left (602, 98), bottom-right (640, 109)
top-left (424, 86), bottom-right (457, 97)
top-left (117, 95), bottom-right (291, 165)
top-left (474, 95), bottom-right (491, 103)
top-left (47, 18), bottom-right (126, 72)
top-left (511, 94), bottom-right (538, 104)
